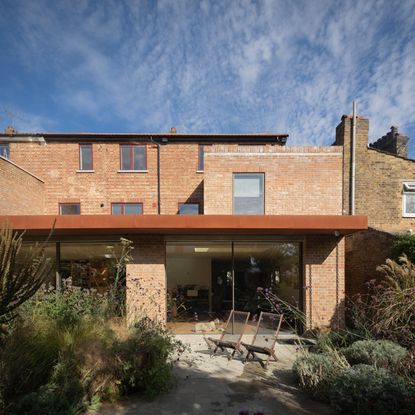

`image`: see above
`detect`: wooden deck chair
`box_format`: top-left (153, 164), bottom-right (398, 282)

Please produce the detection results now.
top-left (241, 312), bottom-right (283, 368)
top-left (208, 310), bottom-right (250, 359)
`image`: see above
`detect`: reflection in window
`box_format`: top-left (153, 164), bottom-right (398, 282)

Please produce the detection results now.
top-left (60, 242), bottom-right (122, 292)
top-left (79, 144), bottom-right (93, 170)
top-left (120, 144), bottom-right (146, 170)
top-left (178, 203), bottom-right (199, 215)
top-left (0, 143), bottom-right (10, 159)
top-left (59, 203), bottom-right (81, 215)
top-left (403, 182), bottom-right (415, 217)
top-left (198, 144), bottom-right (204, 171)
top-left (111, 203), bottom-right (143, 215)
top-left (233, 173), bottom-right (264, 214)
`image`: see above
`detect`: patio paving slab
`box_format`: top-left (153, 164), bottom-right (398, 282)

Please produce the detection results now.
top-left (96, 334), bottom-right (335, 415)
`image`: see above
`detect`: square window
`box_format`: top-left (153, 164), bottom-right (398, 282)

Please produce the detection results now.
top-left (233, 173), bottom-right (264, 214)
top-left (79, 144), bottom-right (93, 170)
top-left (120, 144), bottom-right (146, 170)
top-left (0, 144), bottom-right (10, 159)
top-left (59, 203), bottom-right (81, 215)
top-left (111, 203), bottom-right (143, 215)
top-left (178, 203), bottom-right (199, 215)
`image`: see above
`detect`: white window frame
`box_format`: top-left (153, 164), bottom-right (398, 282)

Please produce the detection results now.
top-left (402, 182), bottom-right (415, 217)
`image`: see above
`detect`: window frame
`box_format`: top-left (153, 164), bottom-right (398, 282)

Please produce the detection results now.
top-left (111, 202), bottom-right (143, 215)
top-left (232, 172), bottom-right (265, 215)
top-left (402, 182), bottom-right (415, 217)
top-left (0, 143), bottom-right (10, 159)
top-left (79, 143), bottom-right (93, 171)
top-left (119, 144), bottom-right (147, 171)
top-left (178, 202), bottom-right (200, 215)
top-left (59, 203), bottom-right (81, 215)
top-left (197, 144), bottom-right (204, 172)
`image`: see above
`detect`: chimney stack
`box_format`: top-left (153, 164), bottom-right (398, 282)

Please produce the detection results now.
top-left (369, 126), bottom-right (409, 158)
top-left (170, 127), bottom-right (177, 134)
top-left (4, 125), bottom-right (17, 135)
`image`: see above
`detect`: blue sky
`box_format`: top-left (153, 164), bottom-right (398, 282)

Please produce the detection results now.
top-left (0, 0), bottom-right (414, 153)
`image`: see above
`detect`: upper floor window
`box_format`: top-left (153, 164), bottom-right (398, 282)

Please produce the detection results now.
top-left (178, 203), bottom-right (199, 215)
top-left (79, 144), bottom-right (93, 170)
top-left (403, 182), bottom-right (415, 217)
top-left (120, 144), bottom-right (146, 171)
top-left (111, 203), bottom-right (143, 215)
top-left (0, 143), bottom-right (10, 159)
top-left (59, 203), bottom-right (81, 215)
top-left (198, 144), bottom-right (204, 171)
top-left (233, 173), bottom-right (264, 215)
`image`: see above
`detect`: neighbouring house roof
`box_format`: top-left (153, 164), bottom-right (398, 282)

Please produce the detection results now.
top-left (0, 214), bottom-right (367, 237)
top-left (0, 132), bottom-right (288, 145)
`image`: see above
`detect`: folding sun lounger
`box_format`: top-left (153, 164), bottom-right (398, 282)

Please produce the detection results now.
top-left (208, 310), bottom-right (250, 359)
top-left (241, 311), bottom-right (283, 368)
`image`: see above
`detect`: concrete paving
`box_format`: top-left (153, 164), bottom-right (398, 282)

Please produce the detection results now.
top-left (97, 333), bottom-right (335, 415)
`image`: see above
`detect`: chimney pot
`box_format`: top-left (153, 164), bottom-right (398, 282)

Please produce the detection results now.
top-left (170, 127), bottom-right (177, 134)
top-left (4, 125), bottom-right (17, 135)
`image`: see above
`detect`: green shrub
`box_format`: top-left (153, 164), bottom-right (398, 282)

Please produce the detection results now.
top-left (292, 352), bottom-right (349, 402)
top-left (330, 364), bottom-right (415, 415)
top-left (0, 288), bottom-right (185, 414)
top-left (315, 329), bottom-right (365, 352)
top-left (391, 234), bottom-right (415, 263)
top-left (342, 340), bottom-right (407, 368)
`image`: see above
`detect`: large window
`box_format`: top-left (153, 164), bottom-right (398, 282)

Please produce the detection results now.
top-left (166, 240), bottom-right (301, 324)
top-left (59, 203), bottom-right (81, 215)
top-left (403, 182), bottom-right (415, 217)
top-left (178, 203), bottom-right (199, 215)
top-left (0, 143), bottom-right (10, 159)
top-left (79, 144), bottom-right (93, 170)
top-left (233, 173), bottom-right (264, 214)
top-left (111, 203), bottom-right (143, 215)
top-left (120, 144), bottom-right (146, 171)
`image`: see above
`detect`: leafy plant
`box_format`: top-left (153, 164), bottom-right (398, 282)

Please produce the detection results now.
top-left (330, 364), bottom-right (415, 415)
top-left (391, 234), bottom-right (415, 263)
top-left (350, 255), bottom-right (415, 348)
top-left (0, 226), bottom-right (52, 326)
top-left (342, 340), bottom-right (407, 368)
top-left (292, 352), bottom-right (349, 402)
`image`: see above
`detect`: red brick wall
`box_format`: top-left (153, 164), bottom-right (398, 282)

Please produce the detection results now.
top-left (0, 157), bottom-right (44, 214)
top-left (204, 145), bottom-right (343, 215)
top-left (126, 237), bottom-right (166, 324)
top-left (304, 235), bottom-right (345, 328)
top-left (8, 141), bottom-right (211, 215)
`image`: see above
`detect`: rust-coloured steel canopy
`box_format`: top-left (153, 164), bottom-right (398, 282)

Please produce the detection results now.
top-left (0, 214), bottom-right (367, 236)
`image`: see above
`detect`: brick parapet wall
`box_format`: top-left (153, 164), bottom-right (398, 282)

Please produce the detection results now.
top-left (204, 145), bottom-right (343, 215)
top-left (0, 157), bottom-right (45, 214)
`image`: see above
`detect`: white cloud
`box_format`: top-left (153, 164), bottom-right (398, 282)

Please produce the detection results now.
top-left (0, 0), bottom-right (414, 154)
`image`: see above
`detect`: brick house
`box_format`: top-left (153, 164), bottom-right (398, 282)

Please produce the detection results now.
top-left (0, 128), bottom-right (366, 329)
top-left (334, 115), bottom-right (415, 298)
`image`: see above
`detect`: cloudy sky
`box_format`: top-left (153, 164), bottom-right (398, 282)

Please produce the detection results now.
top-left (0, 0), bottom-right (414, 153)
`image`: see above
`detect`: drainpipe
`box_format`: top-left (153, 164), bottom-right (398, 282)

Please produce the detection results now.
top-left (351, 101), bottom-right (357, 215)
top-left (150, 137), bottom-right (168, 214)
top-left (150, 137), bottom-right (161, 214)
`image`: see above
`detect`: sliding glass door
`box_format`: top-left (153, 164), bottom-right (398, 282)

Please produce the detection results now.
top-left (166, 240), bottom-right (301, 323)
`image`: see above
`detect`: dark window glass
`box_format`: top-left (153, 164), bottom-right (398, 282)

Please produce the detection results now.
top-left (111, 203), bottom-right (143, 214)
top-left (179, 203), bottom-right (199, 215)
top-left (198, 145), bottom-right (204, 171)
top-left (233, 173), bottom-right (264, 214)
top-left (120, 145), bottom-right (146, 170)
top-left (79, 144), bottom-right (93, 170)
top-left (60, 203), bottom-right (81, 215)
top-left (0, 144), bottom-right (10, 159)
